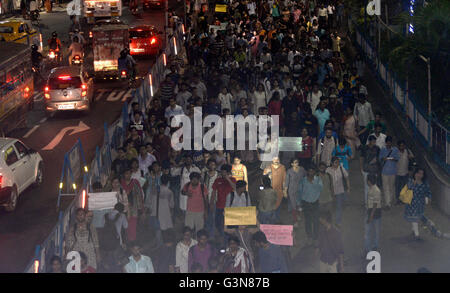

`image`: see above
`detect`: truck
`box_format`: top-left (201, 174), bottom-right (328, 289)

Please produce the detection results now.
top-left (84, 0), bottom-right (123, 24)
top-left (91, 19), bottom-right (129, 79)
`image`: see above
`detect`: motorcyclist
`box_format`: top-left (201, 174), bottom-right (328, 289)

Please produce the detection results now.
top-left (48, 31), bottom-right (62, 60)
top-left (29, 0), bottom-right (39, 18)
top-left (118, 48), bottom-right (136, 77)
top-left (68, 36), bottom-right (84, 65)
top-left (70, 28), bottom-right (85, 45)
top-left (31, 44), bottom-right (43, 68)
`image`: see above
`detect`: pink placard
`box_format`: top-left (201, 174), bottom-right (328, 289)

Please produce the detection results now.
top-left (259, 224), bottom-right (294, 246)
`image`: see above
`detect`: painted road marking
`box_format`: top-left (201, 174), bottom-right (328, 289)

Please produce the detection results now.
top-left (39, 118), bottom-right (47, 124)
top-left (106, 90), bottom-right (126, 102)
top-left (23, 125), bottom-right (39, 138)
top-left (121, 89), bottom-right (133, 102)
top-left (95, 89), bottom-right (108, 101)
top-left (42, 121), bottom-right (90, 150)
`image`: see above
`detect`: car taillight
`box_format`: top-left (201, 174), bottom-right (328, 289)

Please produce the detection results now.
top-left (81, 84), bottom-right (87, 97)
top-left (0, 175), bottom-right (3, 188)
top-left (44, 86), bottom-right (50, 99)
top-left (150, 37), bottom-right (156, 45)
top-left (24, 86), bottom-right (30, 98)
top-left (75, 55), bottom-right (80, 60)
top-left (121, 70), bottom-right (127, 76)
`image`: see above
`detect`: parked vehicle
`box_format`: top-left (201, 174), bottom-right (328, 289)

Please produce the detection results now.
top-left (0, 138), bottom-right (43, 212)
top-left (44, 66), bottom-right (94, 116)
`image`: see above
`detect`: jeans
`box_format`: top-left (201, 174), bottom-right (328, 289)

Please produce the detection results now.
top-left (396, 175), bottom-right (409, 202)
top-left (149, 216), bottom-right (163, 247)
top-left (302, 200), bottom-right (320, 240)
top-left (364, 215), bottom-right (381, 253)
top-left (205, 208), bottom-right (216, 237)
top-left (215, 208), bottom-right (224, 238)
top-left (335, 193), bottom-right (346, 225)
top-left (258, 210), bottom-right (275, 224)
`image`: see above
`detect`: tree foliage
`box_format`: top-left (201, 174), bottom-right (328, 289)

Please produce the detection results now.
top-left (382, 0), bottom-right (450, 126)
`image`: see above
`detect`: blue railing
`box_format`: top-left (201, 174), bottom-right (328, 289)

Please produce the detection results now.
top-left (350, 20), bottom-right (450, 174)
top-left (24, 21), bottom-right (186, 273)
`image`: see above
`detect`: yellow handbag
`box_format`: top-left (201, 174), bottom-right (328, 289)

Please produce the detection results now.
top-left (399, 184), bottom-right (413, 204)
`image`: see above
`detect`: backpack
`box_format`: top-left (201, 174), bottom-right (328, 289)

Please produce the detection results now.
top-left (319, 136), bottom-right (337, 153)
top-left (229, 191), bottom-right (250, 207)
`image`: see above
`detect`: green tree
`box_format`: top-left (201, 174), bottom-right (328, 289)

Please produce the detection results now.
top-left (384, 0), bottom-right (450, 126)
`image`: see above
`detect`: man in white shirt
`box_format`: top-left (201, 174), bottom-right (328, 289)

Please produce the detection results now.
top-left (138, 144), bottom-right (156, 175)
top-left (247, 1), bottom-right (256, 15)
top-left (367, 123), bottom-right (386, 149)
top-left (354, 94), bottom-right (374, 144)
top-left (190, 75), bottom-right (207, 101)
top-left (308, 84), bottom-right (323, 112)
top-left (165, 97), bottom-right (185, 125)
top-left (124, 242), bottom-right (155, 273)
top-left (175, 83), bottom-right (192, 112)
top-left (225, 180), bottom-right (251, 207)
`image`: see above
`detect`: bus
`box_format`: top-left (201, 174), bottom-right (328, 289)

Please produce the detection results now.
top-left (0, 42), bottom-right (34, 135)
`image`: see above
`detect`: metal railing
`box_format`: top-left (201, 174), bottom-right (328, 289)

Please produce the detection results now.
top-left (24, 20), bottom-right (186, 273)
top-left (350, 20), bottom-right (450, 174)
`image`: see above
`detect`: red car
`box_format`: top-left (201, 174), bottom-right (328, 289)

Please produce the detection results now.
top-left (129, 25), bottom-right (163, 56)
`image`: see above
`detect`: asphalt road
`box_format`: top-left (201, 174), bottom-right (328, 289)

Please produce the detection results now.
top-left (0, 6), bottom-right (164, 273)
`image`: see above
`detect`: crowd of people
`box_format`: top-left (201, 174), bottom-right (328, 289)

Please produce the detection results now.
top-left (48, 0), bottom-right (433, 273)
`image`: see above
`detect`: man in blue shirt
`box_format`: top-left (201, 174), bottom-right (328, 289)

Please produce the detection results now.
top-left (252, 231), bottom-right (288, 273)
top-left (298, 166), bottom-right (323, 244)
top-left (314, 100), bottom-right (331, 134)
top-left (318, 120), bottom-right (339, 140)
top-left (379, 136), bottom-right (400, 209)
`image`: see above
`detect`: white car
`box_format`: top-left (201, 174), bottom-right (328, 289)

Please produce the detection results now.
top-left (0, 138), bottom-right (43, 211)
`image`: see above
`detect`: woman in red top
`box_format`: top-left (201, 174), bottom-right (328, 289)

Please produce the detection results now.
top-left (297, 127), bottom-right (315, 167)
top-left (268, 91), bottom-right (283, 126)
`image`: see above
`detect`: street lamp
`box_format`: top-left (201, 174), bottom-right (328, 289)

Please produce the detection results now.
top-left (419, 54), bottom-right (431, 147)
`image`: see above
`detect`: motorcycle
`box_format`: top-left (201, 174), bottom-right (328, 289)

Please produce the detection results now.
top-left (29, 10), bottom-right (40, 23)
top-left (47, 49), bottom-right (61, 68)
top-left (32, 62), bottom-right (44, 86)
top-left (120, 69), bottom-right (136, 88)
top-left (72, 54), bottom-right (83, 65)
